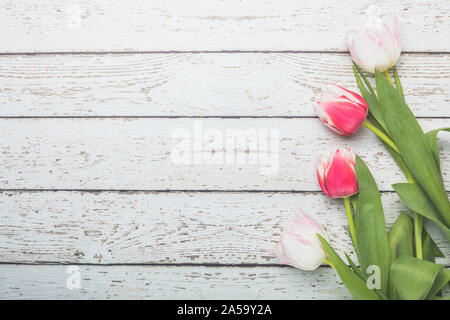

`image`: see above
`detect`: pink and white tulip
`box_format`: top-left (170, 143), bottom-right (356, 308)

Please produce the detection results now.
top-left (315, 84), bottom-right (368, 136)
top-left (276, 211), bottom-right (329, 271)
top-left (317, 148), bottom-right (359, 198)
top-left (346, 11), bottom-right (401, 73)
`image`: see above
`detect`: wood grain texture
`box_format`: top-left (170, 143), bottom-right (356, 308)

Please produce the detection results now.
top-left (0, 53), bottom-right (449, 117)
top-left (1, 264), bottom-right (448, 300)
top-left (0, 118), bottom-right (448, 190)
top-left (0, 191), bottom-right (448, 265)
top-left (1, 0), bottom-right (449, 52)
top-left (1, 0), bottom-right (449, 300)
top-left (0, 264), bottom-right (352, 299)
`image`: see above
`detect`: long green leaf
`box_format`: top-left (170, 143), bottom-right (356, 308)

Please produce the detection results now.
top-left (426, 127), bottom-right (450, 170)
top-left (389, 255), bottom-right (443, 300)
top-left (317, 235), bottom-right (380, 300)
top-left (345, 253), bottom-right (389, 300)
top-left (426, 268), bottom-right (450, 299)
top-left (393, 183), bottom-right (450, 242)
top-left (345, 253), bottom-right (365, 280)
top-left (393, 66), bottom-right (404, 99)
top-left (422, 230), bottom-right (444, 263)
top-left (388, 212), bottom-right (413, 262)
top-left (354, 156), bottom-right (391, 294)
top-left (352, 66), bottom-right (387, 132)
top-left (375, 70), bottom-right (450, 225)
top-left (353, 62), bottom-right (376, 96)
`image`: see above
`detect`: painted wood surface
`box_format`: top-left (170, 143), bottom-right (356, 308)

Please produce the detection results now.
top-left (0, 265), bottom-right (352, 300)
top-left (1, 0), bottom-right (449, 52)
top-left (1, 264), bottom-right (448, 300)
top-left (0, 191), bottom-right (447, 265)
top-left (0, 118), bottom-right (448, 190)
top-left (0, 0), bottom-right (449, 300)
top-left (0, 53), bottom-right (449, 117)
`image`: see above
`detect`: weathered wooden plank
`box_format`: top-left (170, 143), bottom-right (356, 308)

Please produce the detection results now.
top-left (1, 0), bottom-right (449, 52)
top-left (0, 53), bottom-right (449, 117)
top-left (2, 264), bottom-right (448, 300)
top-left (0, 191), bottom-right (447, 265)
top-left (0, 118), bottom-right (448, 191)
top-left (0, 264), bottom-right (352, 299)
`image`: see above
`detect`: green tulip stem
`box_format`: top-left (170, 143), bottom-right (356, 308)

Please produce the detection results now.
top-left (403, 171), bottom-right (423, 260)
top-left (344, 197), bottom-right (358, 252)
top-left (413, 212), bottom-right (423, 259)
top-left (324, 258), bottom-right (335, 269)
top-left (384, 70), bottom-right (394, 84)
top-left (363, 121), bottom-right (400, 153)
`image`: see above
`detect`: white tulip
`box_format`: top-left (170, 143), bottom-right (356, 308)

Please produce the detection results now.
top-left (276, 211), bottom-right (329, 271)
top-left (346, 8), bottom-right (401, 73)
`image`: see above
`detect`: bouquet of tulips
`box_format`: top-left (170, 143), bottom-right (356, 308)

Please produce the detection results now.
top-left (276, 9), bottom-right (449, 300)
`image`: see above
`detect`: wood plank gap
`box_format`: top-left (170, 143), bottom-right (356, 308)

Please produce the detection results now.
top-left (0, 261), bottom-right (305, 268)
top-left (0, 189), bottom-right (399, 193)
top-left (0, 116), bottom-right (447, 120)
top-left (0, 51), bottom-right (449, 56)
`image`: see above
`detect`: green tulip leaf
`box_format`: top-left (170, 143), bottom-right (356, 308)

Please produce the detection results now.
top-left (393, 66), bottom-right (404, 99)
top-left (345, 252), bottom-right (365, 280)
top-left (317, 235), bottom-right (380, 300)
top-left (375, 70), bottom-right (450, 225)
top-left (426, 268), bottom-right (450, 299)
top-left (344, 253), bottom-right (389, 300)
top-left (354, 156), bottom-right (390, 294)
top-left (352, 65), bottom-right (387, 132)
top-left (389, 255), bottom-right (443, 300)
top-left (426, 127), bottom-right (450, 170)
top-left (393, 183), bottom-right (450, 242)
top-left (388, 212), bottom-right (413, 262)
top-left (422, 229), bottom-right (445, 263)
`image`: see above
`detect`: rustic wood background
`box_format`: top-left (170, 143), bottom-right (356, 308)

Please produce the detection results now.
top-left (0, 0), bottom-right (449, 299)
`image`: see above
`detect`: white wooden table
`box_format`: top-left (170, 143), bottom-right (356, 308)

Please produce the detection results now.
top-left (0, 0), bottom-right (449, 299)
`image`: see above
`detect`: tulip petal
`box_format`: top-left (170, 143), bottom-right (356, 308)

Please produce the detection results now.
top-left (275, 243), bottom-right (294, 266)
top-left (317, 155), bottom-right (331, 196)
top-left (326, 84), bottom-right (368, 107)
top-left (276, 212), bottom-right (329, 271)
top-left (322, 149), bottom-right (358, 198)
top-left (316, 100), bottom-right (367, 136)
top-left (280, 232), bottom-right (326, 270)
top-left (347, 14), bottom-right (401, 73)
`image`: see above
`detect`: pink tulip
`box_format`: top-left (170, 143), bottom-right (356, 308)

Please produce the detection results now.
top-left (276, 211), bottom-right (329, 271)
top-left (314, 84), bottom-right (368, 136)
top-left (317, 148), bottom-right (359, 198)
top-left (346, 12), bottom-right (401, 73)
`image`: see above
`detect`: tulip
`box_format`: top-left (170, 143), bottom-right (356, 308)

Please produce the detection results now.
top-left (317, 148), bottom-right (358, 198)
top-left (314, 84), bottom-right (368, 136)
top-left (346, 12), bottom-right (401, 73)
top-left (276, 211), bottom-right (329, 270)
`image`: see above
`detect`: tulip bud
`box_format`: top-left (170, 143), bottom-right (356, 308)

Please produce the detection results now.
top-left (276, 211), bottom-right (329, 271)
top-left (315, 84), bottom-right (368, 136)
top-left (346, 9), bottom-right (401, 73)
top-left (317, 148), bottom-right (359, 198)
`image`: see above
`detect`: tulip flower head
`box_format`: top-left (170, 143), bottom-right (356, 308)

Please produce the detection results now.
top-left (317, 148), bottom-right (359, 198)
top-left (315, 84), bottom-right (368, 136)
top-left (346, 7), bottom-right (401, 73)
top-left (276, 211), bottom-right (329, 271)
